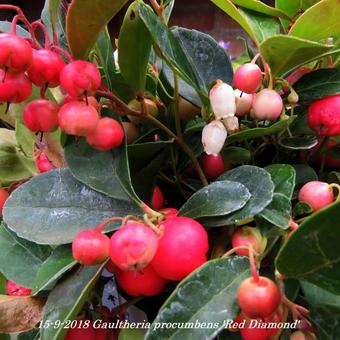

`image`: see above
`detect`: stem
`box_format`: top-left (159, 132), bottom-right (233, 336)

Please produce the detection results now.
top-left (329, 183), bottom-right (340, 202)
top-left (51, 45), bottom-right (73, 62)
top-left (149, 0), bottom-right (165, 23)
top-left (32, 21), bottom-right (50, 49)
top-left (95, 217), bottom-right (124, 233)
top-left (11, 15), bottom-right (20, 34)
top-left (249, 246), bottom-right (260, 282)
top-left (172, 71), bottom-right (183, 140)
top-left (97, 90), bottom-right (209, 186)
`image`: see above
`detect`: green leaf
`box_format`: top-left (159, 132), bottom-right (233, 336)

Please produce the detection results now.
top-left (179, 180), bottom-right (250, 219)
top-left (15, 121), bottom-right (36, 158)
top-left (3, 169), bottom-right (140, 245)
top-left (294, 68), bottom-right (340, 104)
top-left (119, 329), bottom-right (144, 340)
top-left (66, 0), bottom-right (128, 59)
top-left (65, 135), bottom-right (141, 204)
top-left (203, 166), bottom-right (274, 227)
top-left (276, 201), bottom-right (340, 294)
top-left (265, 164), bottom-right (296, 199)
top-left (221, 146), bottom-right (251, 164)
top-left (309, 304), bottom-right (340, 340)
top-left (119, 1), bottom-right (152, 94)
top-left (32, 245), bottom-right (77, 295)
top-left (226, 116), bottom-right (296, 145)
top-left (289, 0), bottom-right (340, 41)
top-left (0, 273), bottom-right (6, 295)
top-left (278, 135), bottom-right (318, 150)
top-left (259, 193), bottom-right (291, 229)
top-left (0, 223), bottom-right (51, 288)
top-left (0, 21), bottom-right (30, 37)
top-left (301, 281), bottom-right (340, 307)
top-left (41, 265), bottom-right (103, 340)
top-left (293, 201), bottom-right (313, 217)
top-left (145, 257), bottom-right (250, 340)
top-left (292, 164), bottom-right (318, 195)
top-left (259, 35), bottom-right (332, 76)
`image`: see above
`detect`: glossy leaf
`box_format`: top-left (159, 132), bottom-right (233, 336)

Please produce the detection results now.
top-left (278, 135), bottom-right (318, 150)
top-left (259, 35), bottom-right (332, 76)
top-left (265, 164), bottom-right (296, 199)
top-left (41, 265), bottom-right (103, 340)
top-left (301, 281), bottom-right (340, 307)
top-left (293, 201), bottom-right (313, 217)
top-left (294, 68), bottom-right (340, 104)
top-left (66, 0), bottom-right (128, 59)
top-left (292, 164), bottom-right (318, 195)
top-left (289, 0), bottom-right (340, 41)
top-left (225, 116), bottom-right (296, 145)
top-left (119, 1), bottom-right (152, 94)
top-left (221, 146), bottom-right (251, 164)
top-left (309, 304), bottom-right (340, 340)
top-left (0, 224), bottom-right (51, 288)
top-left (0, 21), bottom-right (30, 37)
top-left (276, 201), bottom-right (340, 294)
top-left (145, 257), bottom-right (250, 340)
top-left (3, 169), bottom-right (141, 245)
top-left (179, 180), bottom-right (250, 219)
top-left (32, 245), bottom-right (77, 295)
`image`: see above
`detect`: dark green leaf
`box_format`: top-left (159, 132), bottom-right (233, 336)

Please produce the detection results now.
top-left (32, 245), bottom-right (77, 295)
top-left (184, 117), bottom-right (206, 134)
top-left (276, 201), bottom-right (340, 294)
top-left (41, 265), bottom-right (103, 340)
top-left (301, 281), bottom-right (340, 307)
top-left (3, 169), bottom-right (140, 245)
top-left (328, 171), bottom-right (340, 185)
top-left (221, 147), bottom-right (251, 164)
top-left (293, 201), bottom-right (313, 217)
top-left (17, 329), bottom-right (40, 340)
top-left (119, 329), bottom-right (144, 340)
top-left (0, 223), bottom-right (51, 288)
top-left (309, 304), bottom-right (340, 340)
top-left (265, 164), bottom-right (296, 199)
top-left (145, 257), bottom-right (250, 340)
top-left (66, 0), bottom-right (128, 59)
top-left (292, 164), bottom-right (318, 195)
top-left (259, 35), bottom-right (332, 76)
top-left (278, 135), bottom-right (318, 150)
top-left (226, 117), bottom-right (296, 144)
top-left (179, 180), bottom-right (250, 219)
top-left (0, 273), bottom-right (6, 295)
top-left (294, 68), bottom-right (340, 104)
top-left (119, 1), bottom-right (152, 94)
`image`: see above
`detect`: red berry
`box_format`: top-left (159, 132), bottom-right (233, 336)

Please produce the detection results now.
top-left (23, 99), bottom-right (59, 132)
top-left (151, 217), bottom-right (208, 280)
top-left (115, 265), bottom-right (167, 297)
top-left (0, 70), bottom-right (32, 103)
top-left (231, 226), bottom-right (264, 256)
top-left (6, 280), bottom-right (32, 296)
top-left (72, 229), bottom-right (110, 265)
top-left (86, 117), bottom-right (124, 151)
top-left (27, 49), bottom-right (65, 88)
top-left (0, 187), bottom-right (9, 217)
top-left (58, 101), bottom-right (99, 136)
top-left (36, 152), bottom-right (54, 173)
top-left (235, 89), bottom-right (253, 117)
top-left (109, 222), bottom-right (158, 271)
top-left (160, 207), bottom-right (179, 219)
top-left (65, 324), bottom-right (97, 340)
top-left (151, 185), bottom-right (164, 210)
top-left (240, 324), bottom-right (271, 340)
top-left (233, 63), bottom-right (262, 94)
top-left (307, 94), bottom-right (340, 136)
top-left (62, 94), bottom-right (99, 111)
top-left (200, 152), bottom-right (224, 180)
top-left (238, 276), bottom-right (281, 318)
top-left (0, 33), bottom-right (32, 71)
top-left (251, 89), bottom-right (283, 121)
top-left (60, 61), bottom-right (101, 97)
top-left (298, 181), bottom-right (334, 212)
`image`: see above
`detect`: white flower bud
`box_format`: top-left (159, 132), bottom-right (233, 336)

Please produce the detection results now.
top-left (114, 49), bottom-right (119, 70)
top-left (223, 116), bottom-right (239, 134)
top-left (202, 120), bottom-right (227, 156)
top-left (209, 80), bottom-right (236, 119)
top-left (234, 89), bottom-right (253, 117)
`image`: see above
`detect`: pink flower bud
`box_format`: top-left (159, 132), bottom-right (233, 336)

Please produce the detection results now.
top-left (202, 120), bottom-right (227, 155)
top-left (209, 81), bottom-right (236, 119)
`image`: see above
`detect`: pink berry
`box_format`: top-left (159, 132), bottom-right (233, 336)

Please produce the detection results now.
top-left (36, 152), bottom-right (54, 173)
top-left (251, 89), bottom-right (283, 121)
top-left (200, 152), bottom-right (224, 179)
top-left (234, 89), bottom-right (253, 116)
top-left (23, 99), bottom-right (59, 132)
top-left (72, 229), bottom-right (110, 265)
top-left (298, 181), bottom-right (334, 211)
top-left (151, 185), bottom-right (164, 210)
top-left (86, 117), bottom-right (124, 151)
top-left (307, 95), bottom-right (340, 136)
top-left (160, 207), bottom-right (179, 219)
top-left (233, 63), bottom-right (262, 94)
top-left (0, 187), bottom-right (9, 217)
top-left (151, 216), bottom-right (208, 280)
top-left (58, 101), bottom-right (99, 136)
top-left (60, 60), bottom-right (101, 97)
top-left (115, 265), bottom-right (167, 297)
top-left (109, 222), bottom-right (159, 271)
top-left (27, 49), bottom-right (65, 88)
top-left (0, 70), bottom-right (32, 103)
top-left (231, 226), bottom-right (264, 256)
top-left (6, 280), bottom-right (32, 296)
top-left (0, 33), bottom-right (32, 71)
top-left (62, 94), bottom-right (99, 111)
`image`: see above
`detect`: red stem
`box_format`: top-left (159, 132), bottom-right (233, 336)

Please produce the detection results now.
top-left (32, 21), bottom-right (51, 49)
top-left (95, 217), bottom-right (124, 233)
top-left (51, 45), bottom-right (73, 62)
top-left (249, 246), bottom-right (260, 282)
top-left (11, 15), bottom-right (20, 34)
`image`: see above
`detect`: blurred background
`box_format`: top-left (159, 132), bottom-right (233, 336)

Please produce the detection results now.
top-left (0, 0), bottom-right (275, 59)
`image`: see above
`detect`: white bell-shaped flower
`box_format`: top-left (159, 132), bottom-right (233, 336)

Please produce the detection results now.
top-left (209, 80), bottom-right (236, 119)
top-left (201, 120), bottom-right (227, 156)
